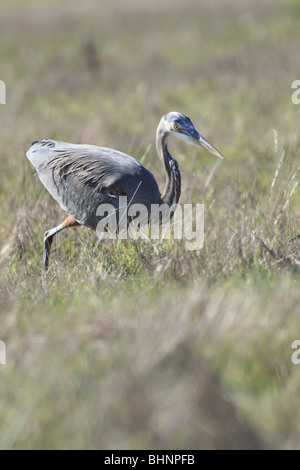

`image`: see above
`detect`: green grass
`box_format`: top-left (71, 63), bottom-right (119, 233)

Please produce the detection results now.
top-left (0, 0), bottom-right (300, 449)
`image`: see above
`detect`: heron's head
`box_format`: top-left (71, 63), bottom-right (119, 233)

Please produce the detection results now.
top-left (162, 111), bottom-right (224, 159)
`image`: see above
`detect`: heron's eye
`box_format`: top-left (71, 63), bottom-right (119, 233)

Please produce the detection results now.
top-left (173, 124), bottom-right (180, 130)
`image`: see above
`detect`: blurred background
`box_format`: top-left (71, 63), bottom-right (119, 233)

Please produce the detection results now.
top-left (0, 0), bottom-right (300, 449)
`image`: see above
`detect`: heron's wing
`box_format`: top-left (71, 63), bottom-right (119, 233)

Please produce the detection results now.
top-left (26, 139), bottom-right (160, 227)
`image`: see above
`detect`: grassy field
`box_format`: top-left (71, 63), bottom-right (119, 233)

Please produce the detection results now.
top-left (0, 0), bottom-right (300, 450)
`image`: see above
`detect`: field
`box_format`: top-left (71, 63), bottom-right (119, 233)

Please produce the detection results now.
top-left (0, 0), bottom-right (300, 450)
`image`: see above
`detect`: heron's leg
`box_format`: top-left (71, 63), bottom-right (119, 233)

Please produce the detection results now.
top-left (43, 215), bottom-right (80, 271)
top-left (44, 225), bottom-right (63, 271)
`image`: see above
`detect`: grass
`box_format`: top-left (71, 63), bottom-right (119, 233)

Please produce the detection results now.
top-left (0, 0), bottom-right (300, 449)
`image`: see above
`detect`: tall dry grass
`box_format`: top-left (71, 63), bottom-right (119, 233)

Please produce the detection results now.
top-left (0, 0), bottom-right (300, 449)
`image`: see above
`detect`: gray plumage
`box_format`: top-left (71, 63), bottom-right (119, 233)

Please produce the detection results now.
top-left (26, 112), bottom-right (224, 270)
top-left (27, 140), bottom-right (160, 229)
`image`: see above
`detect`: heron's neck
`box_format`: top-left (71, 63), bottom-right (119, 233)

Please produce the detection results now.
top-left (156, 129), bottom-right (181, 207)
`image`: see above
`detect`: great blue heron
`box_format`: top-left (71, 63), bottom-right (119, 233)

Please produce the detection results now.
top-left (27, 112), bottom-right (224, 270)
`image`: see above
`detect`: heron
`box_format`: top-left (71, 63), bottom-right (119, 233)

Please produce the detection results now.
top-left (27, 112), bottom-right (224, 270)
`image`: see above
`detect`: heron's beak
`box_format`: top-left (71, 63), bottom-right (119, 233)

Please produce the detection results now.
top-left (191, 131), bottom-right (224, 159)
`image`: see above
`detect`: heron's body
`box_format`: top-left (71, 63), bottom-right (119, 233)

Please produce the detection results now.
top-left (27, 140), bottom-right (161, 230)
top-left (26, 112), bottom-right (223, 270)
